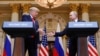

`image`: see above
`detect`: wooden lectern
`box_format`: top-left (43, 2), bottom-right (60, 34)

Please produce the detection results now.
top-left (67, 22), bottom-right (99, 56)
top-left (2, 22), bottom-right (35, 56)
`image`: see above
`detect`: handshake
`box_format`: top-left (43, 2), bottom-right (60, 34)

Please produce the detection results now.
top-left (38, 28), bottom-right (55, 36)
top-left (47, 31), bottom-right (55, 37)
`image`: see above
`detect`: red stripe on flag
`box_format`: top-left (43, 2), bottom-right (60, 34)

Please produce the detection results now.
top-left (46, 46), bottom-right (48, 52)
top-left (88, 42), bottom-right (98, 56)
top-left (39, 53), bottom-right (42, 56)
top-left (53, 48), bottom-right (59, 56)
top-left (40, 45), bottom-right (47, 56)
top-left (66, 39), bottom-right (98, 56)
top-left (66, 48), bottom-right (69, 56)
top-left (88, 50), bottom-right (92, 56)
top-left (3, 50), bottom-right (7, 56)
top-left (38, 25), bottom-right (48, 56)
top-left (3, 35), bottom-right (11, 56)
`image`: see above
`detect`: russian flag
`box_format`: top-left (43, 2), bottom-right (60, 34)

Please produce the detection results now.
top-left (3, 34), bottom-right (11, 56)
top-left (53, 23), bottom-right (64, 56)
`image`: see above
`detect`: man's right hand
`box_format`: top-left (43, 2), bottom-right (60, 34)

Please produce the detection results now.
top-left (47, 31), bottom-right (55, 37)
top-left (38, 28), bottom-right (45, 35)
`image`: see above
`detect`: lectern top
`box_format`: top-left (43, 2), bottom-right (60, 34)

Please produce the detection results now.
top-left (67, 22), bottom-right (99, 37)
top-left (3, 22), bottom-right (33, 28)
top-left (68, 22), bottom-right (98, 28)
top-left (2, 21), bottom-right (35, 37)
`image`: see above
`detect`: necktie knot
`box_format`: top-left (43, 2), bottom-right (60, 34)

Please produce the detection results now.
top-left (32, 18), bottom-right (35, 22)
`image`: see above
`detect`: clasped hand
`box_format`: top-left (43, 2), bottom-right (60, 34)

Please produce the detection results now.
top-left (38, 28), bottom-right (55, 36)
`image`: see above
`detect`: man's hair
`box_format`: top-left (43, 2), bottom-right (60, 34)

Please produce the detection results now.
top-left (29, 7), bottom-right (40, 13)
top-left (70, 11), bottom-right (78, 16)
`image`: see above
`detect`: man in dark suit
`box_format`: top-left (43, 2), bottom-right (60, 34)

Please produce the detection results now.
top-left (21, 7), bottom-right (44, 56)
top-left (48, 11), bottom-right (84, 56)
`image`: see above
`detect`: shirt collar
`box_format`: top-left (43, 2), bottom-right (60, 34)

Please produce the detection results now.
top-left (74, 18), bottom-right (78, 22)
top-left (30, 14), bottom-right (36, 20)
top-left (30, 14), bottom-right (33, 19)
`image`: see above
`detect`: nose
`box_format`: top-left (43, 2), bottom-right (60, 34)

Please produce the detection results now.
top-left (37, 13), bottom-right (38, 14)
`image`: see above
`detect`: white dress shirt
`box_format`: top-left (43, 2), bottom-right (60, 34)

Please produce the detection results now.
top-left (74, 18), bottom-right (78, 22)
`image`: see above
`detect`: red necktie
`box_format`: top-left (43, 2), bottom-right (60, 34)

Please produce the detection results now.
top-left (31, 18), bottom-right (35, 38)
top-left (32, 18), bottom-right (35, 23)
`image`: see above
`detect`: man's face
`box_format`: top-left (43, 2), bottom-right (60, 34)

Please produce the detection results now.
top-left (31, 10), bottom-right (39, 18)
top-left (69, 12), bottom-right (77, 21)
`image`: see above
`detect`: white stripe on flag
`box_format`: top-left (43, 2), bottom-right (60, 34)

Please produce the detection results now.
top-left (88, 42), bottom-right (98, 54)
top-left (58, 37), bottom-right (64, 50)
top-left (39, 49), bottom-right (44, 56)
top-left (40, 44), bottom-right (48, 56)
top-left (88, 45), bottom-right (95, 56)
top-left (88, 42), bottom-right (98, 56)
top-left (57, 23), bottom-right (64, 51)
top-left (6, 34), bottom-right (11, 43)
top-left (66, 48), bottom-right (69, 56)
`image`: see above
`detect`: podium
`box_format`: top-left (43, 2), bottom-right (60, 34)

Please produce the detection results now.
top-left (2, 22), bottom-right (35, 56)
top-left (67, 22), bottom-right (99, 56)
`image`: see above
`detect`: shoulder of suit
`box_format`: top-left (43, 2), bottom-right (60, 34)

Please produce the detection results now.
top-left (22, 15), bottom-right (31, 18)
top-left (22, 14), bottom-right (30, 16)
top-left (35, 20), bottom-right (38, 22)
top-left (78, 20), bottom-right (85, 22)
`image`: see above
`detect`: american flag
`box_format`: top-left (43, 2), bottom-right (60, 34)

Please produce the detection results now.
top-left (66, 36), bottom-right (98, 56)
top-left (39, 26), bottom-right (49, 56)
top-left (88, 35), bottom-right (98, 56)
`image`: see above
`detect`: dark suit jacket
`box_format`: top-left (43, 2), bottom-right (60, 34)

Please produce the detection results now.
top-left (21, 15), bottom-right (39, 43)
top-left (54, 20), bottom-right (85, 56)
top-left (54, 20), bottom-right (84, 37)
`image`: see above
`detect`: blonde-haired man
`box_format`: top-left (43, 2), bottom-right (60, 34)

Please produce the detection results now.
top-left (22, 7), bottom-right (43, 56)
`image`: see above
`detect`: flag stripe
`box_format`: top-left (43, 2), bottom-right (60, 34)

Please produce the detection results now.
top-left (3, 34), bottom-right (11, 56)
top-left (54, 37), bottom-right (64, 56)
top-left (6, 35), bottom-right (11, 43)
top-left (46, 46), bottom-right (48, 53)
top-left (39, 49), bottom-right (44, 56)
top-left (88, 42), bottom-right (98, 56)
top-left (66, 48), bottom-right (69, 56)
top-left (88, 46), bottom-right (95, 56)
top-left (88, 42), bottom-right (98, 54)
top-left (39, 25), bottom-right (49, 56)
top-left (58, 37), bottom-right (64, 50)
top-left (40, 44), bottom-right (48, 56)
top-left (66, 36), bottom-right (98, 56)
top-left (88, 51), bottom-right (92, 56)
top-left (53, 48), bottom-right (59, 56)
top-left (53, 23), bottom-right (64, 56)
top-left (40, 46), bottom-right (46, 56)
top-left (3, 50), bottom-right (7, 56)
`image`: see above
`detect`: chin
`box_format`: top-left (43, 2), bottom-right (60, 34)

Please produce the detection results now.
top-left (33, 16), bottom-right (37, 18)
